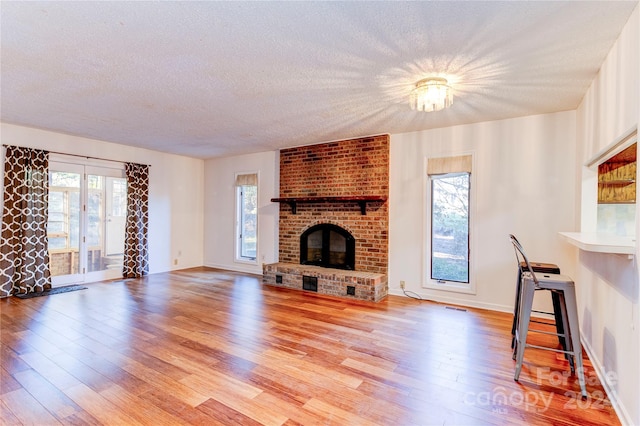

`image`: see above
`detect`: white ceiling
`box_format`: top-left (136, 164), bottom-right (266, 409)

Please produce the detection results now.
top-left (1, 1), bottom-right (637, 159)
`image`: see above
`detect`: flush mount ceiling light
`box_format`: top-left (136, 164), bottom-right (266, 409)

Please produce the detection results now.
top-left (410, 77), bottom-right (453, 112)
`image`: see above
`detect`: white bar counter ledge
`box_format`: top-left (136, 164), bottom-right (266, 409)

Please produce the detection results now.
top-left (559, 232), bottom-right (635, 255)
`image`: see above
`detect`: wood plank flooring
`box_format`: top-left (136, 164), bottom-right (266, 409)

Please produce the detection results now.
top-left (0, 267), bottom-right (621, 425)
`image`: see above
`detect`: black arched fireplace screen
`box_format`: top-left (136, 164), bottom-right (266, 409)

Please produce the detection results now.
top-left (300, 224), bottom-right (355, 270)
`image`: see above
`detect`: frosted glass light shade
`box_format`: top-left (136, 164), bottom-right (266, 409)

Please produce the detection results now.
top-left (410, 77), bottom-right (453, 112)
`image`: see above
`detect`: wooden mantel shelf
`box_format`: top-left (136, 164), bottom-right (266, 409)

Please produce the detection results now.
top-left (271, 195), bottom-right (387, 215)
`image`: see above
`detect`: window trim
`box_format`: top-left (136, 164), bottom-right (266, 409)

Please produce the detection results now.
top-left (423, 154), bottom-right (476, 295)
top-left (234, 172), bottom-right (259, 265)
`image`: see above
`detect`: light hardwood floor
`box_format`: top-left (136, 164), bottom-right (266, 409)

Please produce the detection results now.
top-left (0, 267), bottom-right (621, 425)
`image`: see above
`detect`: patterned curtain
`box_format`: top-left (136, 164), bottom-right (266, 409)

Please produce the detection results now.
top-left (123, 163), bottom-right (149, 278)
top-left (0, 146), bottom-right (51, 297)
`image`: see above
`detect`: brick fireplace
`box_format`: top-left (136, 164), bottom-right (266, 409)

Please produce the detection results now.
top-left (263, 134), bottom-right (389, 302)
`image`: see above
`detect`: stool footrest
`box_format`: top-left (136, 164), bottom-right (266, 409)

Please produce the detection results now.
top-left (531, 309), bottom-right (555, 316)
top-left (526, 328), bottom-right (568, 338)
top-left (525, 343), bottom-right (574, 356)
top-left (530, 319), bottom-right (555, 326)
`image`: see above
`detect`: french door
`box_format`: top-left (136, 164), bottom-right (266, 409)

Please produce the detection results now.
top-left (47, 161), bottom-right (127, 286)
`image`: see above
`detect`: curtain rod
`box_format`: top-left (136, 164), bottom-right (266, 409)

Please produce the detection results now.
top-left (2, 144), bottom-right (151, 167)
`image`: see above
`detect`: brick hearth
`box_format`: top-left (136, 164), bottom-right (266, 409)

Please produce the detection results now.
top-left (263, 263), bottom-right (388, 302)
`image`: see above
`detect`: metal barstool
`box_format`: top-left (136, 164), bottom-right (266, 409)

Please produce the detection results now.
top-left (509, 234), bottom-right (566, 358)
top-left (511, 236), bottom-right (587, 398)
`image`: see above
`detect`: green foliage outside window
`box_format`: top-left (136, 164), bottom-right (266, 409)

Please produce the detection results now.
top-left (431, 173), bottom-right (470, 283)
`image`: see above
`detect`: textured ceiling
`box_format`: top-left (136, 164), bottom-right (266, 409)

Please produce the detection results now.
top-left (1, 1), bottom-right (637, 159)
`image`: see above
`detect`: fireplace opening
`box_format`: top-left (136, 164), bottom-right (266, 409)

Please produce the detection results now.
top-left (300, 224), bottom-right (355, 270)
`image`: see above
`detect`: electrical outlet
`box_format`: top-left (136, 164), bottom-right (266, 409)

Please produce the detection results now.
top-left (400, 280), bottom-right (405, 290)
top-left (174, 259), bottom-right (178, 265)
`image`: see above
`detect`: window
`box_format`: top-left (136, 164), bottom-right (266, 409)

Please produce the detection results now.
top-left (235, 173), bottom-right (258, 262)
top-left (427, 155), bottom-right (472, 287)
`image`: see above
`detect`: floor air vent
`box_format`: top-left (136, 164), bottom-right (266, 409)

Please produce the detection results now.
top-left (445, 306), bottom-right (467, 312)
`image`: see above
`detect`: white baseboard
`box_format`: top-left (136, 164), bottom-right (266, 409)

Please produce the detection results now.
top-left (203, 262), bottom-right (263, 276)
top-left (387, 289), bottom-right (513, 313)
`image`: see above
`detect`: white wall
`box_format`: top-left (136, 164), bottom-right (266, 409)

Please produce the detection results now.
top-left (0, 123), bottom-right (205, 275)
top-left (389, 111), bottom-right (577, 313)
top-left (203, 151), bottom-right (279, 275)
top-left (574, 5), bottom-right (639, 425)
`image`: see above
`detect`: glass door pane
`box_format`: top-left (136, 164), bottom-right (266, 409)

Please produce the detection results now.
top-left (86, 174), bottom-right (104, 273)
top-left (48, 167), bottom-right (83, 286)
top-left (86, 172), bottom-right (126, 275)
top-left (105, 177), bottom-right (127, 256)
